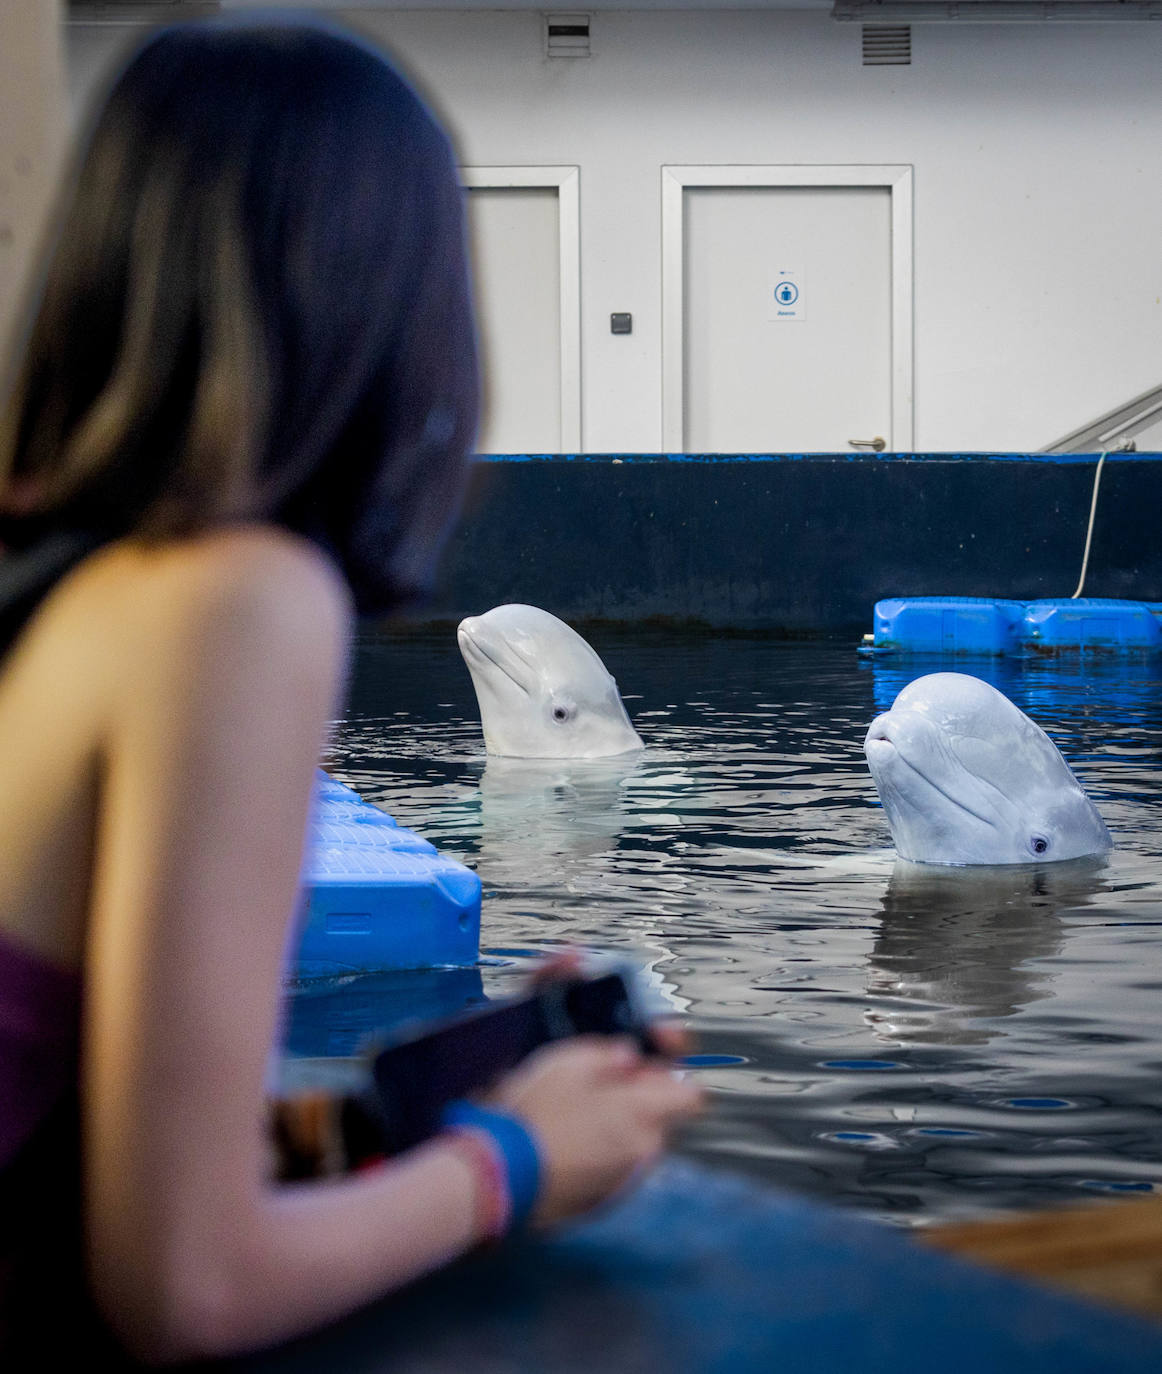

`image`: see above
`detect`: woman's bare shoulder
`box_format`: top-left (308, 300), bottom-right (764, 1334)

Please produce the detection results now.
top-left (13, 523), bottom-right (356, 737)
top-left (75, 524), bottom-right (353, 661)
top-left (100, 524), bottom-right (348, 617)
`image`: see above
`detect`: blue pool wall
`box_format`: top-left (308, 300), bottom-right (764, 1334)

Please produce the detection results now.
top-left (413, 453), bottom-right (1162, 635)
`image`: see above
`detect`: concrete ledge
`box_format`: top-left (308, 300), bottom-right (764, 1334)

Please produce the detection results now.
top-left (221, 1159), bottom-right (1162, 1374)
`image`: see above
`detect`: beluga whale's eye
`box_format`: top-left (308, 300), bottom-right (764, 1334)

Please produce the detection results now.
top-left (1029, 834), bottom-right (1050, 857)
top-left (551, 704), bottom-right (573, 723)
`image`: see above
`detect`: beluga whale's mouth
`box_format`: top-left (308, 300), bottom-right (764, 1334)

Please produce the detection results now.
top-left (862, 672), bottom-right (1112, 867)
top-left (457, 622), bottom-right (530, 695)
top-left (865, 710), bottom-right (996, 829)
top-left (863, 714), bottom-right (894, 754)
top-left (457, 604), bottom-right (644, 760)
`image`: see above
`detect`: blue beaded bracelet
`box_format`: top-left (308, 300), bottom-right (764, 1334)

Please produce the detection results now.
top-left (440, 1100), bottom-right (542, 1232)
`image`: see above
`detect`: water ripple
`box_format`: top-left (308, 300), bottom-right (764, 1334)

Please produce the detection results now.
top-left (302, 634), bottom-right (1162, 1224)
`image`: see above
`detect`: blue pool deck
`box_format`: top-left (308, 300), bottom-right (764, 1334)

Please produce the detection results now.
top-left (294, 773), bottom-right (481, 978)
top-left (220, 1160), bottom-right (1162, 1374)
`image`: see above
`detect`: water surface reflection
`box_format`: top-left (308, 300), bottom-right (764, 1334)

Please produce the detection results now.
top-left (296, 633), bottom-right (1162, 1222)
top-left (866, 858), bottom-right (1106, 1046)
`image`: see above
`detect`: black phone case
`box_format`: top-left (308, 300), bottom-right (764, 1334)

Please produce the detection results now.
top-left (362, 972), bottom-right (653, 1154)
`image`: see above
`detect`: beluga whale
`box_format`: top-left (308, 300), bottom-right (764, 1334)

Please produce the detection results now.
top-left (864, 672), bottom-right (1112, 866)
top-left (458, 604), bottom-right (644, 758)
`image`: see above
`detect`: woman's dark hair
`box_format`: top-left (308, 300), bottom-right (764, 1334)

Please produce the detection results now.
top-left (0, 17), bottom-right (479, 613)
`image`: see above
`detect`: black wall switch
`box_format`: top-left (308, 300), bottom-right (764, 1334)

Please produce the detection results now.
top-left (610, 313), bottom-right (632, 335)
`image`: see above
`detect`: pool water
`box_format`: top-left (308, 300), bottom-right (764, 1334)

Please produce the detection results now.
top-left (291, 631), bottom-right (1162, 1226)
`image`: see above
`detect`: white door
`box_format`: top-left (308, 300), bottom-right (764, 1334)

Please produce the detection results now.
top-left (465, 187), bottom-right (561, 454)
top-left (682, 184), bottom-right (893, 453)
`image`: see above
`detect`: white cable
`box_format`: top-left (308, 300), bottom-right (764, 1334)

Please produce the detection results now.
top-left (1070, 450), bottom-right (1107, 600)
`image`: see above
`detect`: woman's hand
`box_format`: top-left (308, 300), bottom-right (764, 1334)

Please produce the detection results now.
top-left (528, 947), bottom-right (695, 1061)
top-left (487, 1035), bottom-right (703, 1227)
top-left (486, 951), bottom-right (705, 1226)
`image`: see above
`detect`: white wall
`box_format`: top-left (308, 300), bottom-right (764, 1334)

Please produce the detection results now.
top-left (1, 0), bottom-right (65, 366)
top-left (65, 11), bottom-right (1162, 453)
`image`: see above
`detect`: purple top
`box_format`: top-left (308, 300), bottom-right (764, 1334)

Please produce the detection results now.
top-left (0, 930), bottom-right (81, 1170)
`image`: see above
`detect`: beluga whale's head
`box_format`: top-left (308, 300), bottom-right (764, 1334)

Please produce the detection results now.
top-left (864, 672), bottom-right (1112, 866)
top-left (458, 604), bottom-right (644, 759)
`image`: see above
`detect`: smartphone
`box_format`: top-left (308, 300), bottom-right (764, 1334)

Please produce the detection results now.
top-left (357, 966), bottom-right (661, 1155)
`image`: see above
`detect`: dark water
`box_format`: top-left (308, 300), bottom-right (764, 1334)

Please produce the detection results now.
top-left (294, 630), bottom-right (1162, 1227)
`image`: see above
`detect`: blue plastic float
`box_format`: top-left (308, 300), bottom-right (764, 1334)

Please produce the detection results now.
top-left (293, 771), bottom-right (481, 979)
top-left (865, 596), bottom-right (1162, 656)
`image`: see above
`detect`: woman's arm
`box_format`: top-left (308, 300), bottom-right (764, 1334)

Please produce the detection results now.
top-left (82, 526), bottom-right (702, 1363)
top-left (82, 528), bottom-right (490, 1361)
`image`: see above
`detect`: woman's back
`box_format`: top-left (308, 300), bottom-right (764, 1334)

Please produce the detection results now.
top-left (0, 540), bottom-right (119, 976)
top-left (0, 534), bottom-right (128, 1188)
top-left (0, 525), bottom-right (345, 1111)
top-left (0, 534), bottom-right (110, 1357)
top-left (0, 524), bottom-right (353, 1359)
top-left (0, 530), bottom-right (336, 958)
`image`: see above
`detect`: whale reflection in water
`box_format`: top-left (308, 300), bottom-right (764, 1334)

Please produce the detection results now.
top-left (865, 857), bottom-right (1107, 1047)
top-left (476, 753), bottom-right (646, 888)
top-left (476, 754), bottom-right (688, 1012)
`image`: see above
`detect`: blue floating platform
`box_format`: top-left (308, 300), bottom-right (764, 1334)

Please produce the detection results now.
top-left (868, 597), bottom-right (1026, 655)
top-left (1024, 598), bottom-right (1162, 652)
top-left (293, 772), bottom-right (481, 979)
top-left (865, 596), bottom-right (1162, 656)
top-left (312, 772), bottom-right (366, 804)
top-left (313, 817), bottom-right (436, 856)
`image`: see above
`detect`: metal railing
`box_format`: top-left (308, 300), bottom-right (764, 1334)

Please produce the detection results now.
top-left (1042, 382), bottom-right (1162, 455)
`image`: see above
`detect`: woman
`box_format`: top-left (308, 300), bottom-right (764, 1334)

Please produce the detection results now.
top-left (0, 17), bottom-right (700, 1363)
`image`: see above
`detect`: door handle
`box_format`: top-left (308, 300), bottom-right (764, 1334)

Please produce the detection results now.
top-left (848, 437), bottom-right (886, 452)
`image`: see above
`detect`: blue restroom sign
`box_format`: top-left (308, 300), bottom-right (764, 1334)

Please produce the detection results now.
top-left (767, 269), bottom-right (805, 321)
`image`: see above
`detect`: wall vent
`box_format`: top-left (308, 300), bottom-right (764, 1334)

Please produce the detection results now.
top-left (546, 14), bottom-right (591, 59)
top-left (69, 1), bottom-right (220, 9)
top-left (68, 1), bottom-right (222, 17)
top-left (862, 25), bottom-right (912, 65)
